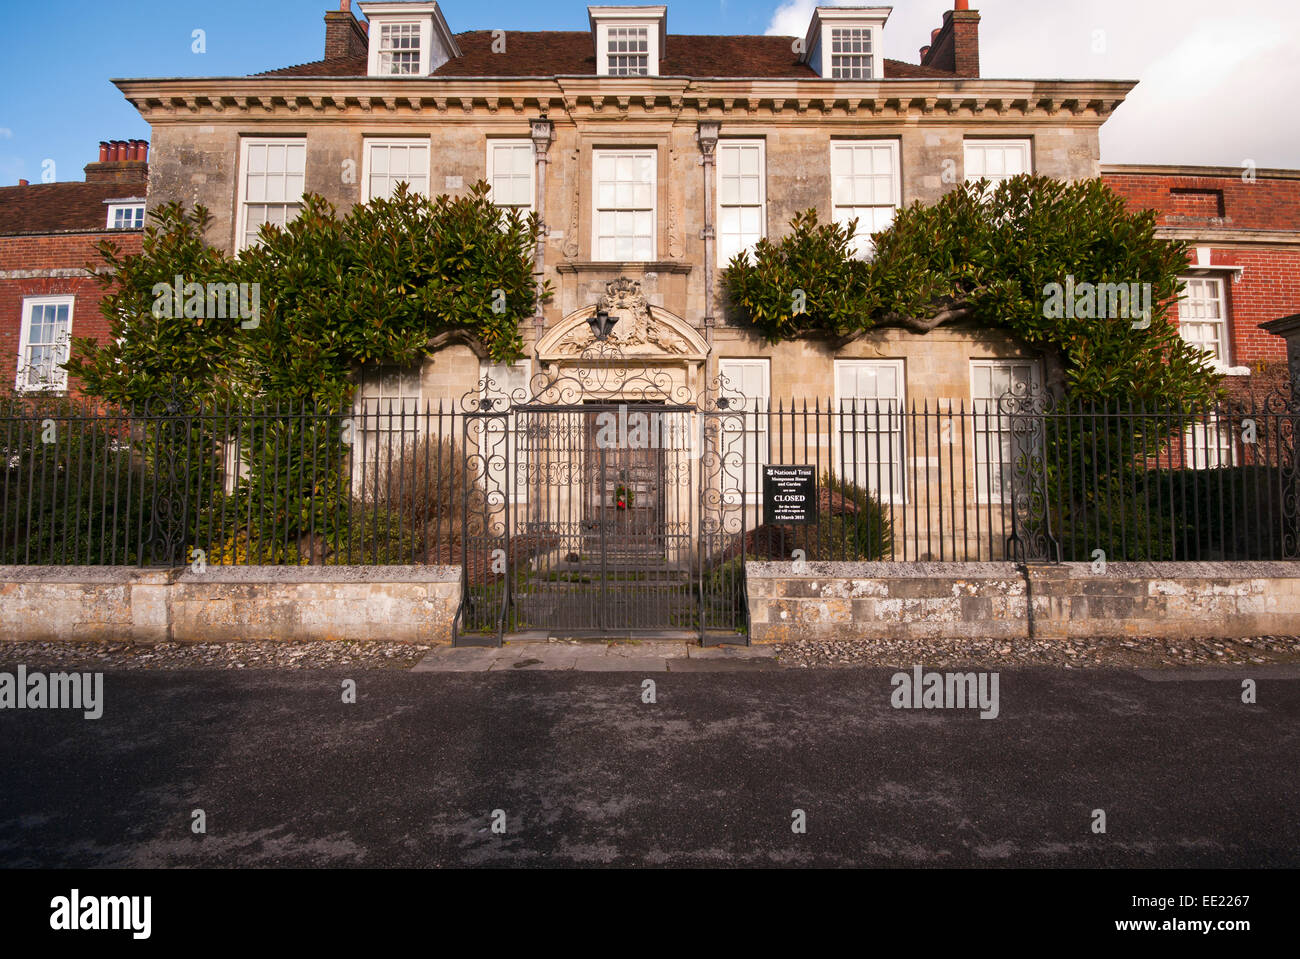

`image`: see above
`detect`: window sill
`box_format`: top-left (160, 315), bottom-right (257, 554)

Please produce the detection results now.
top-left (555, 261), bottom-right (693, 275)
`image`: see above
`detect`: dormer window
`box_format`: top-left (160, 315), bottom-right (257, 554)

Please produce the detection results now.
top-left (607, 26), bottom-right (650, 76)
top-left (802, 6), bottom-right (890, 80)
top-left (106, 201), bottom-right (146, 230)
top-left (589, 6), bottom-right (666, 77)
top-left (377, 21), bottom-right (421, 75)
top-left (359, 1), bottom-right (462, 77)
top-left (829, 27), bottom-right (873, 79)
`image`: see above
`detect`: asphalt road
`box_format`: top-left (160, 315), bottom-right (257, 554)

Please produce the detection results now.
top-left (1, 667), bottom-right (1296, 867)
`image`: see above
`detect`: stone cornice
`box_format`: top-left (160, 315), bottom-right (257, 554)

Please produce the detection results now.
top-left (1155, 227), bottom-right (1300, 248)
top-left (114, 77), bottom-right (1136, 124)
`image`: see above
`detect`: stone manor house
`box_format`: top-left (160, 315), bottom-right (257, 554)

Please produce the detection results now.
top-left (5, 1), bottom-right (1300, 642)
top-left (118, 0), bottom-right (1129, 418)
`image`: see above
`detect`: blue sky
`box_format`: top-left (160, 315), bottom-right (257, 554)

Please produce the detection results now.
top-left (2, 0), bottom-right (1298, 187)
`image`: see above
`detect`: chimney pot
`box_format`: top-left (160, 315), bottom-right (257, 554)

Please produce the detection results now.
top-left (341, 0), bottom-right (350, 9)
top-left (955, 0), bottom-right (970, 9)
top-left (18, 179), bottom-right (29, 187)
top-left (920, 45), bottom-right (931, 59)
top-left (932, 28), bottom-right (941, 42)
top-left (139, 142), bottom-right (149, 163)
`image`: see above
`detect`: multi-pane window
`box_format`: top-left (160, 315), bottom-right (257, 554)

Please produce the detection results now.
top-left (718, 359), bottom-right (770, 503)
top-left (238, 139), bottom-right (306, 250)
top-left (378, 22), bottom-right (422, 75)
top-left (106, 203), bottom-right (145, 230)
top-left (1178, 276), bottom-right (1228, 363)
top-left (16, 296), bottom-right (73, 392)
top-left (836, 360), bottom-right (906, 502)
top-left (352, 365), bottom-right (423, 490)
top-left (487, 140), bottom-right (535, 215)
top-left (830, 141), bottom-right (900, 258)
top-left (593, 150), bottom-right (656, 262)
top-left (716, 141), bottom-right (766, 265)
top-left (964, 139), bottom-right (1032, 185)
top-left (363, 139), bottom-right (430, 201)
top-left (970, 360), bottom-right (1042, 503)
top-left (606, 26), bottom-right (649, 75)
top-left (1184, 416), bottom-right (1238, 470)
top-left (830, 27), bottom-right (874, 79)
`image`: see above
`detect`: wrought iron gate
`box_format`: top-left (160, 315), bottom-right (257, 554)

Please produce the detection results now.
top-left (453, 341), bottom-right (750, 646)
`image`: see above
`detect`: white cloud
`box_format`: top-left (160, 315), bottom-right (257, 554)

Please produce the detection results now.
top-left (762, 0), bottom-right (1300, 167)
top-left (0, 128), bottom-right (13, 139)
top-left (765, 0), bottom-right (818, 37)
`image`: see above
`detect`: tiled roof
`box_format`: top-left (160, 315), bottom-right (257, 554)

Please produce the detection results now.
top-left (0, 181), bottom-right (142, 236)
top-left (259, 30), bottom-right (955, 79)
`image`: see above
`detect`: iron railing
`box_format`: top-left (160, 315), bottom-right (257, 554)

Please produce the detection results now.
top-left (2, 388), bottom-right (1296, 573)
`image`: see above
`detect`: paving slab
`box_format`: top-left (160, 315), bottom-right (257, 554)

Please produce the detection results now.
top-left (667, 658), bottom-right (779, 672)
top-left (578, 657), bottom-right (671, 672)
top-left (411, 648), bottom-right (504, 672)
top-left (687, 645), bottom-right (777, 660)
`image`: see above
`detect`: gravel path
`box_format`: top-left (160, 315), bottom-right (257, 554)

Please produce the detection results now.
top-left (3, 634), bottom-right (1298, 671)
top-left (773, 634), bottom-right (1300, 669)
top-left (0, 640), bottom-right (432, 671)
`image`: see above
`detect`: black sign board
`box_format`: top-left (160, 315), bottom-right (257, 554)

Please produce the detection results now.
top-left (763, 466), bottom-right (817, 525)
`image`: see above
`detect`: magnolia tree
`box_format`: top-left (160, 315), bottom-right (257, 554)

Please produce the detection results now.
top-left (69, 182), bottom-right (546, 408)
top-left (64, 182), bottom-right (548, 563)
top-left (724, 175), bottom-right (1225, 559)
top-left (724, 175), bottom-right (1219, 409)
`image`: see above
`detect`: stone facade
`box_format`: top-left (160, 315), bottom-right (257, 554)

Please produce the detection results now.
top-left (0, 566), bottom-right (462, 644)
top-left (116, 1), bottom-right (1135, 410)
top-left (747, 561), bottom-right (1300, 643)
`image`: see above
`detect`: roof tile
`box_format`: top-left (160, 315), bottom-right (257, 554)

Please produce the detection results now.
top-left (258, 30), bottom-right (954, 79)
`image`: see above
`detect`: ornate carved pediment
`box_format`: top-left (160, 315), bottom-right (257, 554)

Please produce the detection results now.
top-left (537, 278), bottom-right (708, 361)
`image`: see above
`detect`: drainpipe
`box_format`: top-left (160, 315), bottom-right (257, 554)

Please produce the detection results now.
top-left (530, 116), bottom-right (554, 358)
top-left (697, 120), bottom-right (720, 351)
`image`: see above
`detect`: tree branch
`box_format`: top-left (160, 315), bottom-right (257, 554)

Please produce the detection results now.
top-left (425, 329), bottom-right (491, 360)
top-left (826, 303), bottom-right (974, 349)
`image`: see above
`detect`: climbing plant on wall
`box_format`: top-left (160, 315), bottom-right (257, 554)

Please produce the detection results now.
top-left (724, 174), bottom-right (1219, 409)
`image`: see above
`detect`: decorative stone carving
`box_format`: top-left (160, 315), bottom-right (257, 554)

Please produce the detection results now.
top-left (553, 278), bottom-right (690, 356)
top-left (563, 154), bottom-right (580, 258)
top-left (666, 151), bottom-right (682, 258)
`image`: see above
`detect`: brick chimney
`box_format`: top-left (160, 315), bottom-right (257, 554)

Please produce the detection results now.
top-left (324, 0), bottom-right (369, 60)
top-left (920, 3), bottom-right (980, 78)
top-left (84, 139), bottom-right (150, 185)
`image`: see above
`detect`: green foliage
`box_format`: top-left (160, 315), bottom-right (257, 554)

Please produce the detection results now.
top-left (0, 392), bottom-right (146, 564)
top-left (723, 210), bottom-right (877, 341)
top-left (62, 183), bottom-right (547, 565)
top-left (815, 472), bottom-right (893, 561)
top-left (68, 181), bottom-right (548, 411)
top-left (236, 182), bottom-right (545, 408)
top-left (724, 175), bottom-right (1220, 409)
top-left (65, 204), bottom-right (243, 408)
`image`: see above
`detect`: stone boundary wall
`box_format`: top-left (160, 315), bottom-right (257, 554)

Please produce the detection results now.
top-left (0, 566), bottom-right (462, 645)
top-left (746, 561), bottom-right (1300, 642)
